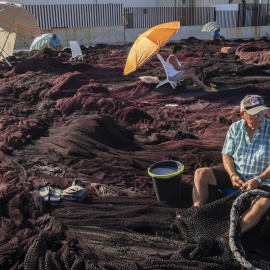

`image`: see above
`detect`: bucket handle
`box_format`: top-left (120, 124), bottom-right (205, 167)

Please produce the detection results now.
top-left (148, 165), bottom-right (184, 179)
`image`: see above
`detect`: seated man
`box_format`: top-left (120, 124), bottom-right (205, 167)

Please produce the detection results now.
top-left (166, 45), bottom-right (217, 92)
top-left (49, 34), bottom-right (63, 51)
top-left (193, 94), bottom-right (270, 234)
top-left (213, 28), bottom-right (223, 40)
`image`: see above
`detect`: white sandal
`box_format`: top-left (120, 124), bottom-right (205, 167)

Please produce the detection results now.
top-left (50, 187), bottom-right (62, 202)
top-left (39, 186), bottom-right (50, 202)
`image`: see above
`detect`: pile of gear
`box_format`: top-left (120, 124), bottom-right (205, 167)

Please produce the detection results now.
top-left (39, 179), bottom-right (88, 202)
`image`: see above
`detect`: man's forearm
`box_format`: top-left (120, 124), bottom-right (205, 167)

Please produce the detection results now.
top-left (258, 164), bottom-right (270, 183)
top-left (222, 154), bottom-right (237, 176)
top-left (223, 154), bottom-right (245, 188)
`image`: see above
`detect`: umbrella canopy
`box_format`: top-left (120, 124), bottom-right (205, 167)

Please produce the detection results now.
top-left (0, 1), bottom-right (41, 38)
top-left (30, 33), bottom-right (53, 51)
top-left (202, 21), bottom-right (220, 32)
top-left (123, 21), bottom-right (180, 76)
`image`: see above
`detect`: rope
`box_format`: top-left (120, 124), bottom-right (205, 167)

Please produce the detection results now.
top-left (229, 189), bottom-right (270, 270)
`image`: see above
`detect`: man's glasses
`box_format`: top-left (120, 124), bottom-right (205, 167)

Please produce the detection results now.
top-left (245, 110), bottom-right (267, 118)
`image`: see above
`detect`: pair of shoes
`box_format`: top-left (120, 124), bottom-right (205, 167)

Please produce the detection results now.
top-left (205, 87), bottom-right (218, 92)
top-left (39, 186), bottom-right (62, 202)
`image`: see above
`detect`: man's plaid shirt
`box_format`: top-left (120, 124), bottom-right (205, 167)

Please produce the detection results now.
top-left (222, 118), bottom-right (270, 185)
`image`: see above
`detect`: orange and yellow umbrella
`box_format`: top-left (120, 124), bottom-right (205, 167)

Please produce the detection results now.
top-left (0, 1), bottom-right (41, 38)
top-left (123, 21), bottom-right (180, 75)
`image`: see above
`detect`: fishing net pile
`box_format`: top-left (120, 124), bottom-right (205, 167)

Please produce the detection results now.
top-left (0, 38), bottom-right (270, 269)
top-left (235, 42), bottom-right (270, 65)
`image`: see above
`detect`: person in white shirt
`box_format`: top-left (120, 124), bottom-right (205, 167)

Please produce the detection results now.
top-left (166, 45), bottom-right (217, 92)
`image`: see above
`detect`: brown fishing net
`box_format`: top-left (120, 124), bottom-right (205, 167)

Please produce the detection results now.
top-left (1, 38), bottom-right (270, 269)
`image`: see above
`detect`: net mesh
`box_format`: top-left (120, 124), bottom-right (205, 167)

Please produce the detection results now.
top-left (13, 191), bottom-right (270, 270)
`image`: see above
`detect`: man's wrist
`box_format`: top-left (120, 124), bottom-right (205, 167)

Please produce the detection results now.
top-left (256, 177), bottom-right (262, 187)
top-left (230, 172), bottom-right (238, 179)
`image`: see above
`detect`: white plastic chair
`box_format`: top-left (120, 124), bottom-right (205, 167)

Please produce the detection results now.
top-left (69, 41), bottom-right (86, 61)
top-left (156, 53), bottom-right (178, 89)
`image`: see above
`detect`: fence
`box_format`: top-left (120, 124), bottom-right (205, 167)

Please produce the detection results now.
top-left (124, 5), bottom-right (269, 29)
top-left (124, 7), bottom-right (214, 28)
top-left (24, 4), bottom-right (123, 30)
top-left (23, 4), bottom-right (269, 31)
top-left (242, 3), bottom-right (268, 27)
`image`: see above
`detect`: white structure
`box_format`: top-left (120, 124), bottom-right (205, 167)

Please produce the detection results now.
top-left (6, 0), bottom-right (270, 49)
top-left (7, 0), bottom-right (270, 6)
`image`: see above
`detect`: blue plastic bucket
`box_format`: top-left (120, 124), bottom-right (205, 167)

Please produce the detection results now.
top-left (148, 160), bottom-right (184, 203)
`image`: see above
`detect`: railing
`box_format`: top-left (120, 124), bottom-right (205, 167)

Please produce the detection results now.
top-left (124, 5), bottom-right (269, 29)
top-left (24, 4), bottom-right (123, 30)
top-left (23, 4), bottom-right (269, 31)
top-left (243, 3), bottom-right (268, 27)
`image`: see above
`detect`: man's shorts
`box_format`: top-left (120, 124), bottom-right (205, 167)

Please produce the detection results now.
top-left (211, 165), bottom-right (270, 192)
top-left (211, 165), bottom-right (233, 189)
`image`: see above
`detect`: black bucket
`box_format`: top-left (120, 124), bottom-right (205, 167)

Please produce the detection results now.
top-left (148, 160), bottom-right (184, 204)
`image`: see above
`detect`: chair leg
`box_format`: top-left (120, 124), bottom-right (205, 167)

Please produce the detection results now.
top-left (170, 82), bottom-right (176, 89)
top-left (156, 80), bottom-right (169, 88)
top-left (0, 52), bottom-right (12, 67)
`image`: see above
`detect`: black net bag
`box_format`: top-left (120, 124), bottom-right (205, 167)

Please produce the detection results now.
top-left (19, 191), bottom-right (270, 270)
top-left (170, 190), bottom-right (270, 270)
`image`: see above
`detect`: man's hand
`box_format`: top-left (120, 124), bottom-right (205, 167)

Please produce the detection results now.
top-left (241, 178), bottom-right (260, 191)
top-left (231, 174), bottom-right (245, 188)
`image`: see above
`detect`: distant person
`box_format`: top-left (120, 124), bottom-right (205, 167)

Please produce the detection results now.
top-left (193, 94), bottom-right (270, 234)
top-left (213, 28), bottom-right (223, 40)
top-left (49, 34), bottom-right (63, 51)
top-left (166, 45), bottom-right (218, 92)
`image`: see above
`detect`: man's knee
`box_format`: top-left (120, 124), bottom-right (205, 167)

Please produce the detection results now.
top-left (256, 197), bottom-right (270, 212)
top-left (194, 167), bottom-right (216, 185)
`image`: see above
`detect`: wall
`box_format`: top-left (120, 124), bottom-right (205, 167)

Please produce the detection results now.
top-left (124, 26), bottom-right (213, 42)
top-left (124, 25), bottom-right (270, 43)
top-left (222, 25), bottom-right (270, 39)
top-left (14, 25), bottom-right (270, 49)
top-left (15, 26), bottom-right (124, 49)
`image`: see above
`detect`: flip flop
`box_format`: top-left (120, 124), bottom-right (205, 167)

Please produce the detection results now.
top-left (210, 83), bottom-right (216, 87)
top-left (50, 187), bottom-right (62, 202)
top-left (205, 87), bottom-right (218, 92)
top-left (39, 186), bottom-right (50, 202)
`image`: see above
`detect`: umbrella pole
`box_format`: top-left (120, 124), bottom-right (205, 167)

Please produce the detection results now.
top-left (0, 51), bottom-right (12, 67)
top-left (0, 33), bottom-right (12, 67)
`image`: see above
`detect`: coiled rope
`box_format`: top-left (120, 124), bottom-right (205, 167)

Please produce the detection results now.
top-left (229, 189), bottom-right (270, 270)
